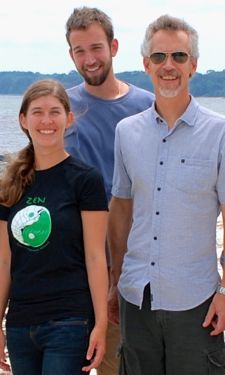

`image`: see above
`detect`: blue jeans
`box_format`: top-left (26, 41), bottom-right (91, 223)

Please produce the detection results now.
top-left (6, 316), bottom-right (94, 375)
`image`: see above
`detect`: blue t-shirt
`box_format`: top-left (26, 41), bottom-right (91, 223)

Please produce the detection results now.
top-left (65, 82), bottom-right (154, 201)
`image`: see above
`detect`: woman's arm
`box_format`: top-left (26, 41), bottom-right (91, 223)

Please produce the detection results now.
top-left (0, 220), bottom-right (11, 372)
top-left (81, 210), bottom-right (108, 372)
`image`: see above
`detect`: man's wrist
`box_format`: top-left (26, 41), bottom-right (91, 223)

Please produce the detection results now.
top-left (216, 284), bottom-right (225, 295)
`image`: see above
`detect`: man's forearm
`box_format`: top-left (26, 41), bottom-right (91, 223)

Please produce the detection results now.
top-left (108, 197), bottom-right (133, 286)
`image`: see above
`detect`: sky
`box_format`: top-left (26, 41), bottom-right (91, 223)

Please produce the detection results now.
top-left (1, 0), bottom-right (225, 75)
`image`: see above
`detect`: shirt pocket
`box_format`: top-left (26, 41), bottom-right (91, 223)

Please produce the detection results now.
top-left (167, 157), bottom-right (214, 193)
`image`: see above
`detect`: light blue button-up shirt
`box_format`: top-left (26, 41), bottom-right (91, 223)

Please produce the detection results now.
top-left (112, 97), bottom-right (225, 311)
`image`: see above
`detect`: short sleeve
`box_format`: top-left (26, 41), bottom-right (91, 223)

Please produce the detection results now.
top-left (64, 125), bottom-right (80, 159)
top-left (77, 169), bottom-right (108, 211)
top-left (111, 125), bottom-right (132, 198)
top-left (0, 204), bottom-right (10, 221)
top-left (216, 133), bottom-right (225, 204)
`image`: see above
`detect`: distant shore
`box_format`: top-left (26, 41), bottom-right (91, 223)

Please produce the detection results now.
top-left (1, 70), bottom-right (225, 97)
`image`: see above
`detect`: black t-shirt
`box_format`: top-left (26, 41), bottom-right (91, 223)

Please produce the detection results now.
top-left (0, 156), bottom-right (108, 326)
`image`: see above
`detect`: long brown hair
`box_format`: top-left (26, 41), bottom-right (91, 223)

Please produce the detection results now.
top-left (0, 79), bottom-right (71, 207)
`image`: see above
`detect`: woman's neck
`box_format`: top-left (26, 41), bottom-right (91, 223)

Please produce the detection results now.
top-left (34, 149), bottom-right (69, 170)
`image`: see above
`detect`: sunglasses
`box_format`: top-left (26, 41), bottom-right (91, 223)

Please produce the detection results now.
top-left (149, 51), bottom-right (191, 64)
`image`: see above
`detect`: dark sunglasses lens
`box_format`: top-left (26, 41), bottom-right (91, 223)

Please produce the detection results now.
top-left (172, 52), bottom-right (189, 63)
top-left (150, 52), bottom-right (166, 64)
top-left (150, 52), bottom-right (189, 64)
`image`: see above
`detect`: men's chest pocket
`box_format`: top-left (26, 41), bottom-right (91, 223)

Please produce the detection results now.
top-left (166, 158), bottom-right (215, 193)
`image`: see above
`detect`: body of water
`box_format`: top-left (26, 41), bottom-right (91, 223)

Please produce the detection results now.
top-left (0, 95), bottom-right (25, 154)
top-left (0, 95), bottom-right (225, 155)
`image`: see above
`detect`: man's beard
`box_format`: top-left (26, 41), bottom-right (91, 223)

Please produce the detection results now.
top-left (158, 86), bottom-right (181, 98)
top-left (158, 69), bottom-right (181, 98)
top-left (79, 60), bottom-right (112, 86)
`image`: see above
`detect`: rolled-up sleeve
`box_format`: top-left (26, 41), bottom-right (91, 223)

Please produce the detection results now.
top-left (111, 125), bottom-right (132, 199)
top-left (216, 135), bottom-right (225, 204)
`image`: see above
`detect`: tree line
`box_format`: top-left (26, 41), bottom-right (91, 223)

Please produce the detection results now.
top-left (1, 69), bottom-right (225, 97)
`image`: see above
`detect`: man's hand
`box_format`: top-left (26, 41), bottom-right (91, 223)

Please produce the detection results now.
top-left (203, 293), bottom-right (225, 335)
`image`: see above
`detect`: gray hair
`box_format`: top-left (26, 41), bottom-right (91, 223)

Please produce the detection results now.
top-left (141, 14), bottom-right (199, 59)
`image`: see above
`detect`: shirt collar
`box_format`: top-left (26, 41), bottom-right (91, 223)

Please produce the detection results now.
top-left (151, 96), bottom-right (200, 128)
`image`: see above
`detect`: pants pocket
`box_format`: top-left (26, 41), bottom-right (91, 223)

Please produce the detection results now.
top-left (118, 345), bottom-right (129, 375)
top-left (208, 347), bottom-right (225, 374)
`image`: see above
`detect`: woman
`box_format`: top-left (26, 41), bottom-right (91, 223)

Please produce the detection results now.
top-left (0, 79), bottom-right (108, 375)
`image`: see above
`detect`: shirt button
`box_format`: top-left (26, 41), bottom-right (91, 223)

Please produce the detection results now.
top-left (156, 211), bottom-right (160, 215)
top-left (159, 161), bottom-right (163, 165)
top-left (154, 236), bottom-right (157, 240)
top-left (181, 159), bottom-right (185, 163)
top-left (162, 138), bottom-right (166, 143)
top-left (151, 262), bottom-right (155, 266)
top-left (157, 187), bottom-right (161, 191)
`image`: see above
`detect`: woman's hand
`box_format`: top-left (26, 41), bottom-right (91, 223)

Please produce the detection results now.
top-left (82, 324), bottom-right (107, 372)
top-left (0, 328), bottom-right (11, 372)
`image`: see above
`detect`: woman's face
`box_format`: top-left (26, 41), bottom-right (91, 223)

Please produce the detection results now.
top-left (20, 95), bottom-right (74, 151)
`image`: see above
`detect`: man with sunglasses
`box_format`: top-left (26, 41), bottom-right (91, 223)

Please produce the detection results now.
top-left (108, 14), bottom-right (225, 374)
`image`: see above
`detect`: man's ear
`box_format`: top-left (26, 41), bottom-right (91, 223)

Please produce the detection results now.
top-left (69, 48), bottom-right (74, 63)
top-left (143, 57), bottom-right (151, 74)
top-left (111, 38), bottom-right (119, 57)
top-left (190, 58), bottom-right (198, 78)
